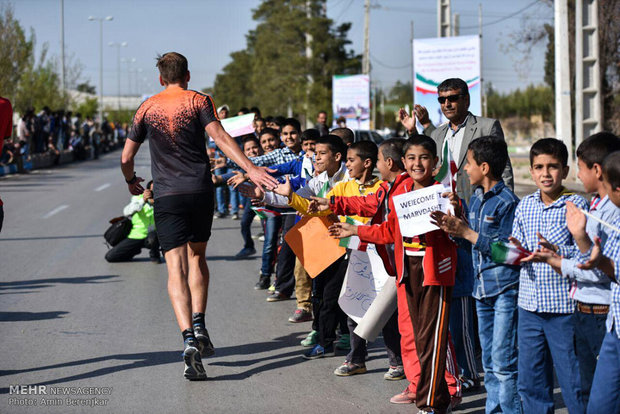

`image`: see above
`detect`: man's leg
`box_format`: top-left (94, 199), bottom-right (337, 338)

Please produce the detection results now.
top-left (105, 238), bottom-right (145, 262)
top-left (543, 313), bottom-right (585, 414)
top-left (165, 244), bottom-right (192, 331)
top-left (518, 308), bottom-right (554, 414)
top-left (187, 241), bottom-right (209, 314)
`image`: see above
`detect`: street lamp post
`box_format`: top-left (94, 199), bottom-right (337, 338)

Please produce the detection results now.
top-left (122, 57), bottom-right (136, 96)
top-left (88, 15), bottom-right (113, 123)
top-left (109, 41), bottom-right (127, 114)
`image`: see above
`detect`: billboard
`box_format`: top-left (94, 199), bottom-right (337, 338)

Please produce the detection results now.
top-left (332, 74), bottom-right (370, 130)
top-left (413, 35), bottom-right (481, 127)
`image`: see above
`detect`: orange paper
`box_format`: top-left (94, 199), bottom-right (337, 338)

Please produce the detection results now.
top-left (284, 216), bottom-right (346, 278)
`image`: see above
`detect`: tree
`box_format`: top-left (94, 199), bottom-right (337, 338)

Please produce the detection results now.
top-left (0, 4), bottom-right (34, 101)
top-left (212, 0), bottom-right (361, 122)
top-left (74, 97), bottom-right (98, 119)
top-left (77, 82), bottom-right (96, 95)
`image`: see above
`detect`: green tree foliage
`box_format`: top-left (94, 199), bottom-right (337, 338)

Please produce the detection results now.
top-left (0, 4), bottom-right (34, 101)
top-left (213, 0), bottom-right (361, 121)
top-left (486, 83), bottom-right (554, 122)
top-left (74, 97), bottom-right (99, 119)
top-left (14, 44), bottom-right (64, 113)
top-left (77, 82), bottom-right (96, 95)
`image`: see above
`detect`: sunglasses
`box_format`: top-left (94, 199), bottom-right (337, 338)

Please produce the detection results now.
top-left (437, 94), bottom-right (463, 104)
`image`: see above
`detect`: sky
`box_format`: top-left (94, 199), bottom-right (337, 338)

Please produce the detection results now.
top-left (7, 0), bottom-right (554, 99)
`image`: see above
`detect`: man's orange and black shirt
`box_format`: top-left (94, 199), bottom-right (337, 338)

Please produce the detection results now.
top-left (128, 86), bottom-right (219, 199)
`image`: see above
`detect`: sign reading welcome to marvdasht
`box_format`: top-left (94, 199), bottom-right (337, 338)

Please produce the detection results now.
top-left (393, 185), bottom-right (450, 237)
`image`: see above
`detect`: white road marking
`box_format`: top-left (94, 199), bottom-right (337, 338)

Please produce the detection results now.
top-left (95, 183), bottom-right (111, 192)
top-left (43, 205), bottom-right (69, 219)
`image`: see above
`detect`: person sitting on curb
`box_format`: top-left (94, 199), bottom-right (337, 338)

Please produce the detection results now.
top-left (105, 180), bottom-right (161, 263)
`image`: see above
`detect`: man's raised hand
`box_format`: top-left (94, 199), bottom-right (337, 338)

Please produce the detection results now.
top-left (398, 108), bottom-right (417, 135)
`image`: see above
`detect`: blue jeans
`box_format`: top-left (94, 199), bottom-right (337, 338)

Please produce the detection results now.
top-left (476, 288), bottom-right (521, 414)
top-left (214, 167), bottom-right (228, 214)
top-left (518, 309), bottom-right (585, 414)
top-left (587, 330), bottom-right (620, 413)
top-left (260, 215), bottom-right (282, 276)
top-left (575, 310), bottom-right (607, 405)
top-left (229, 185), bottom-right (240, 214)
top-left (240, 197), bottom-right (254, 249)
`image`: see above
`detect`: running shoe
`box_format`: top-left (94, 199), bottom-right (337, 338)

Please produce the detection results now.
top-left (234, 247), bottom-right (256, 258)
top-left (300, 330), bottom-right (318, 347)
top-left (335, 333), bottom-right (351, 350)
top-left (193, 325), bottom-right (215, 357)
top-left (302, 343), bottom-right (333, 360)
top-left (266, 292), bottom-right (289, 302)
top-left (288, 308), bottom-right (313, 323)
top-left (334, 361), bottom-right (367, 376)
top-left (183, 338), bottom-right (207, 381)
top-left (254, 275), bottom-right (270, 290)
top-left (384, 365), bottom-right (406, 380)
top-left (390, 388), bottom-right (416, 404)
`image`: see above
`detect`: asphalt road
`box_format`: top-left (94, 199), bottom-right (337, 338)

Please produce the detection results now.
top-left (0, 147), bottom-right (568, 413)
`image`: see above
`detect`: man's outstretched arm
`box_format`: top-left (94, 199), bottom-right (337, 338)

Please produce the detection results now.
top-left (206, 122), bottom-right (278, 190)
top-left (121, 139), bottom-right (144, 195)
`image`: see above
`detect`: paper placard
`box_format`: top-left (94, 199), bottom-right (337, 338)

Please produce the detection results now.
top-left (393, 185), bottom-right (449, 237)
top-left (338, 244), bottom-right (390, 323)
top-left (353, 280), bottom-right (398, 342)
top-left (219, 113), bottom-right (255, 138)
top-left (284, 216), bottom-right (346, 278)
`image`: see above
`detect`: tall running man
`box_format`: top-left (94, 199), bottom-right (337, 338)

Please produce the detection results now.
top-left (121, 52), bottom-right (278, 380)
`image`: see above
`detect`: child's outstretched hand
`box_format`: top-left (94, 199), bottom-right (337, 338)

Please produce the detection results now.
top-left (578, 237), bottom-right (602, 270)
top-left (536, 232), bottom-right (558, 253)
top-left (273, 175), bottom-right (293, 200)
top-left (238, 182), bottom-right (264, 200)
top-left (308, 196), bottom-right (330, 214)
top-left (431, 210), bottom-right (473, 242)
top-left (328, 222), bottom-right (357, 239)
top-left (441, 192), bottom-right (462, 217)
top-left (227, 171), bottom-right (246, 188)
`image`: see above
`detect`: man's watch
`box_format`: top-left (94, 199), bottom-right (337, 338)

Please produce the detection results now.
top-left (125, 172), bottom-right (137, 184)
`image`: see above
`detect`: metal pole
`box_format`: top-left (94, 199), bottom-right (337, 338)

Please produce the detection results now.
top-left (362, 0), bottom-right (370, 75)
top-left (99, 19), bottom-right (103, 123)
top-left (554, 0), bottom-right (573, 164)
top-left (411, 21), bottom-right (415, 107)
top-left (60, 0), bottom-right (65, 103)
top-left (479, 4), bottom-right (486, 117)
top-left (116, 46), bottom-right (121, 112)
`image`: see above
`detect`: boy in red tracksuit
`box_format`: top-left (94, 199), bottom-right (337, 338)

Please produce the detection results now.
top-left (313, 138), bottom-right (460, 409)
top-left (329, 136), bottom-right (457, 414)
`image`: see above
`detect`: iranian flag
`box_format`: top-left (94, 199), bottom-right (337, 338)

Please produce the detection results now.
top-left (338, 217), bottom-right (365, 250)
top-left (435, 139), bottom-right (458, 191)
top-left (491, 241), bottom-right (531, 265)
top-left (252, 207), bottom-right (281, 219)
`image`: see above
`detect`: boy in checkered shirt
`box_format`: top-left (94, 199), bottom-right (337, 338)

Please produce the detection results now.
top-left (567, 150), bottom-right (620, 413)
top-left (510, 138), bottom-right (588, 413)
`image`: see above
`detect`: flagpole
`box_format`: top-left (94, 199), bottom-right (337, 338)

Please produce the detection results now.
top-left (580, 209), bottom-right (620, 233)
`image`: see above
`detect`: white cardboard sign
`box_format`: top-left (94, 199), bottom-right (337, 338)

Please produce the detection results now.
top-left (393, 185), bottom-right (450, 237)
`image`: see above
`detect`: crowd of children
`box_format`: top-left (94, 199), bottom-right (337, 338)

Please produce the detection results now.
top-left (210, 105), bottom-right (620, 414)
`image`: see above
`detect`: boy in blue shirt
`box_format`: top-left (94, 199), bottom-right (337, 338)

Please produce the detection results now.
top-left (432, 136), bottom-right (521, 413)
top-left (571, 150), bottom-right (620, 413)
top-left (511, 138), bottom-right (588, 413)
top-left (532, 132), bottom-right (620, 405)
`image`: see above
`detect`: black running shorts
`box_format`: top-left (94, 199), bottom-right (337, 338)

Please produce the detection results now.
top-left (154, 192), bottom-right (214, 252)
